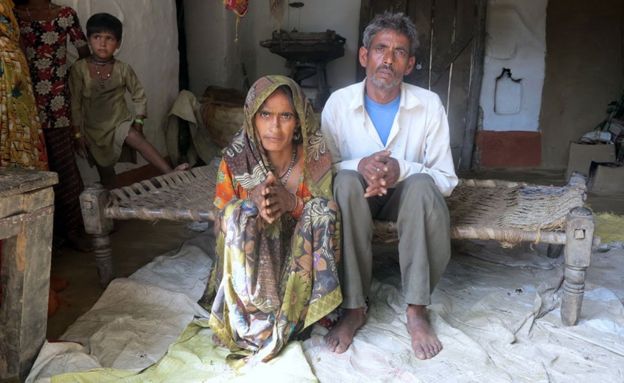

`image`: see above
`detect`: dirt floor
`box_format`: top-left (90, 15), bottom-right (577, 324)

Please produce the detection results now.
top-left (46, 220), bottom-right (196, 340)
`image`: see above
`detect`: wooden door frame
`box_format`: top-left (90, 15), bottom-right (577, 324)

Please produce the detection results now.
top-left (460, 0), bottom-right (486, 170)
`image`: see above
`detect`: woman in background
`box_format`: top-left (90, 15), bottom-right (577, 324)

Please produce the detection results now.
top-left (0, 0), bottom-right (47, 169)
top-left (14, 0), bottom-right (91, 250)
top-left (0, 0), bottom-right (48, 308)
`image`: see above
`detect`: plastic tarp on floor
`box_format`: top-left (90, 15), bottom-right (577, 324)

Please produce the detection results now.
top-left (27, 233), bottom-right (624, 382)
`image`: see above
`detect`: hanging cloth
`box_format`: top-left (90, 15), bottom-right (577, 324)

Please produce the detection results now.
top-left (222, 0), bottom-right (249, 41)
top-left (223, 0), bottom-right (248, 16)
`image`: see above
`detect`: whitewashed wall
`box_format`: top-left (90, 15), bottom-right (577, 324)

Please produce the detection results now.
top-left (57, 0), bottom-right (179, 182)
top-left (479, 0), bottom-right (547, 132)
top-left (184, 0), bottom-right (361, 99)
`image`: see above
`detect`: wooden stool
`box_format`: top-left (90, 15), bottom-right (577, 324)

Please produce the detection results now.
top-left (0, 168), bottom-right (57, 381)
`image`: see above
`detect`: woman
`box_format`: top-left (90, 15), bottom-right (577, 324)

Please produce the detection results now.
top-left (0, 0), bottom-right (48, 170)
top-left (203, 75), bottom-right (342, 363)
top-left (14, 0), bottom-right (91, 250)
top-left (14, 0), bottom-right (90, 132)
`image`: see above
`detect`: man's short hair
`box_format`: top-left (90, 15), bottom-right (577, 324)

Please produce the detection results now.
top-left (86, 13), bottom-right (122, 41)
top-left (362, 12), bottom-right (419, 56)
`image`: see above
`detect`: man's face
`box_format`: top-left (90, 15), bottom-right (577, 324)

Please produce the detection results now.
top-left (359, 29), bottom-right (415, 91)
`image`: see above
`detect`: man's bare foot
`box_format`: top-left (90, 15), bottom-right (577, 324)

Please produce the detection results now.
top-left (406, 304), bottom-right (442, 360)
top-left (324, 307), bottom-right (366, 353)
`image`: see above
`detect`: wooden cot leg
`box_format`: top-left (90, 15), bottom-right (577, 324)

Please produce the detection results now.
top-left (80, 184), bottom-right (114, 287)
top-left (561, 206), bottom-right (594, 326)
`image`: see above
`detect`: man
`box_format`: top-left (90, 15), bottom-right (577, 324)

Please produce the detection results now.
top-left (321, 12), bottom-right (458, 360)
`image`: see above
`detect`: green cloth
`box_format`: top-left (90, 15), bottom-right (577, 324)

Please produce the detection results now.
top-left (51, 319), bottom-right (318, 382)
top-left (595, 212), bottom-right (624, 244)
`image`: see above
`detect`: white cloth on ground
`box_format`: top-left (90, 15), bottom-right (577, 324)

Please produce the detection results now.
top-left (26, 238), bottom-right (624, 382)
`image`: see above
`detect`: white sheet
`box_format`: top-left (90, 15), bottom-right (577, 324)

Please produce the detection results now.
top-left (27, 234), bottom-right (624, 382)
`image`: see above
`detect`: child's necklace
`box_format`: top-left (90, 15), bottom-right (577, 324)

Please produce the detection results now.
top-left (91, 55), bottom-right (115, 66)
top-left (96, 69), bottom-right (111, 89)
top-left (90, 57), bottom-right (113, 89)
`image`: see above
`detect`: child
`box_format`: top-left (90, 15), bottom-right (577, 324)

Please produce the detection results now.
top-left (69, 12), bottom-right (187, 188)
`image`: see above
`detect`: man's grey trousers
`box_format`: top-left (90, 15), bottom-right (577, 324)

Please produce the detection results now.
top-left (334, 170), bottom-right (451, 308)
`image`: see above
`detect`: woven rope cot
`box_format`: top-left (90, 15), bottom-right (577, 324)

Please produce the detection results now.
top-left (374, 177), bottom-right (586, 245)
top-left (106, 160), bottom-right (220, 223)
top-left (81, 158), bottom-right (594, 325)
top-left (104, 159), bottom-right (585, 247)
top-left (106, 159), bottom-right (219, 221)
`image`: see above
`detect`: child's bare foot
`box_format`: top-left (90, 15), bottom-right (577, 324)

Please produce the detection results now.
top-left (324, 307), bottom-right (366, 353)
top-left (406, 304), bottom-right (442, 360)
top-left (173, 163), bottom-right (190, 172)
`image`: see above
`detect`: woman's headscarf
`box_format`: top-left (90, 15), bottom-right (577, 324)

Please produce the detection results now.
top-left (222, 75), bottom-right (333, 200)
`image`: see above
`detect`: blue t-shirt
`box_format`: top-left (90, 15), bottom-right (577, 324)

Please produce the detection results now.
top-left (364, 94), bottom-right (400, 146)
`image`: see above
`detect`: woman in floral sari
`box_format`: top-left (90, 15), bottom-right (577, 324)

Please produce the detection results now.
top-left (203, 75), bottom-right (342, 363)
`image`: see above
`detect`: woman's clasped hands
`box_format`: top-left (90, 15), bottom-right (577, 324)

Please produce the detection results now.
top-left (251, 172), bottom-right (296, 224)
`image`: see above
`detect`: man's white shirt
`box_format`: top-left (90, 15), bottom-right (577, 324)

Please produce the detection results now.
top-left (321, 80), bottom-right (459, 196)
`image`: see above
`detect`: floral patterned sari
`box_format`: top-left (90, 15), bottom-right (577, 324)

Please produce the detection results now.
top-left (0, 0), bottom-right (47, 170)
top-left (203, 75), bottom-right (341, 363)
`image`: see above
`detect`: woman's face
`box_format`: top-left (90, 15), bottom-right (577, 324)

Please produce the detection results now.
top-left (254, 89), bottom-right (298, 154)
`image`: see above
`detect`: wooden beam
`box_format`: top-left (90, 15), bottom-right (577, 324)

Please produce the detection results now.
top-left (459, 0), bottom-right (487, 170)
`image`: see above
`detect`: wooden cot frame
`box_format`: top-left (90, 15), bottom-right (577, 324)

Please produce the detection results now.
top-left (80, 165), bottom-right (596, 327)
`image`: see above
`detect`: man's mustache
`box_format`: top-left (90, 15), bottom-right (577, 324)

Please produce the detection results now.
top-left (376, 65), bottom-right (395, 75)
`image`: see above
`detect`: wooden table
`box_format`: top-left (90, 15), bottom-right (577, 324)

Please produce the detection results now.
top-left (0, 168), bottom-right (57, 381)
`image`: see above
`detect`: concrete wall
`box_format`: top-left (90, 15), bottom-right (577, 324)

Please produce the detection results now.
top-left (58, 0), bottom-right (179, 183)
top-left (183, 0), bottom-right (361, 98)
top-left (540, 0), bottom-right (624, 168)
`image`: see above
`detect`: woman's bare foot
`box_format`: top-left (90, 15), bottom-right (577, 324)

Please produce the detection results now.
top-left (324, 307), bottom-right (366, 353)
top-left (406, 304), bottom-right (442, 360)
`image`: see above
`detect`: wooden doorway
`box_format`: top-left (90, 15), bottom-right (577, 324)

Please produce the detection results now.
top-left (358, 0), bottom-right (487, 170)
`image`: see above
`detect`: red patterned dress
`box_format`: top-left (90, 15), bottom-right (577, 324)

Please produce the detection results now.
top-left (16, 5), bottom-right (89, 247)
top-left (17, 6), bottom-right (87, 130)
